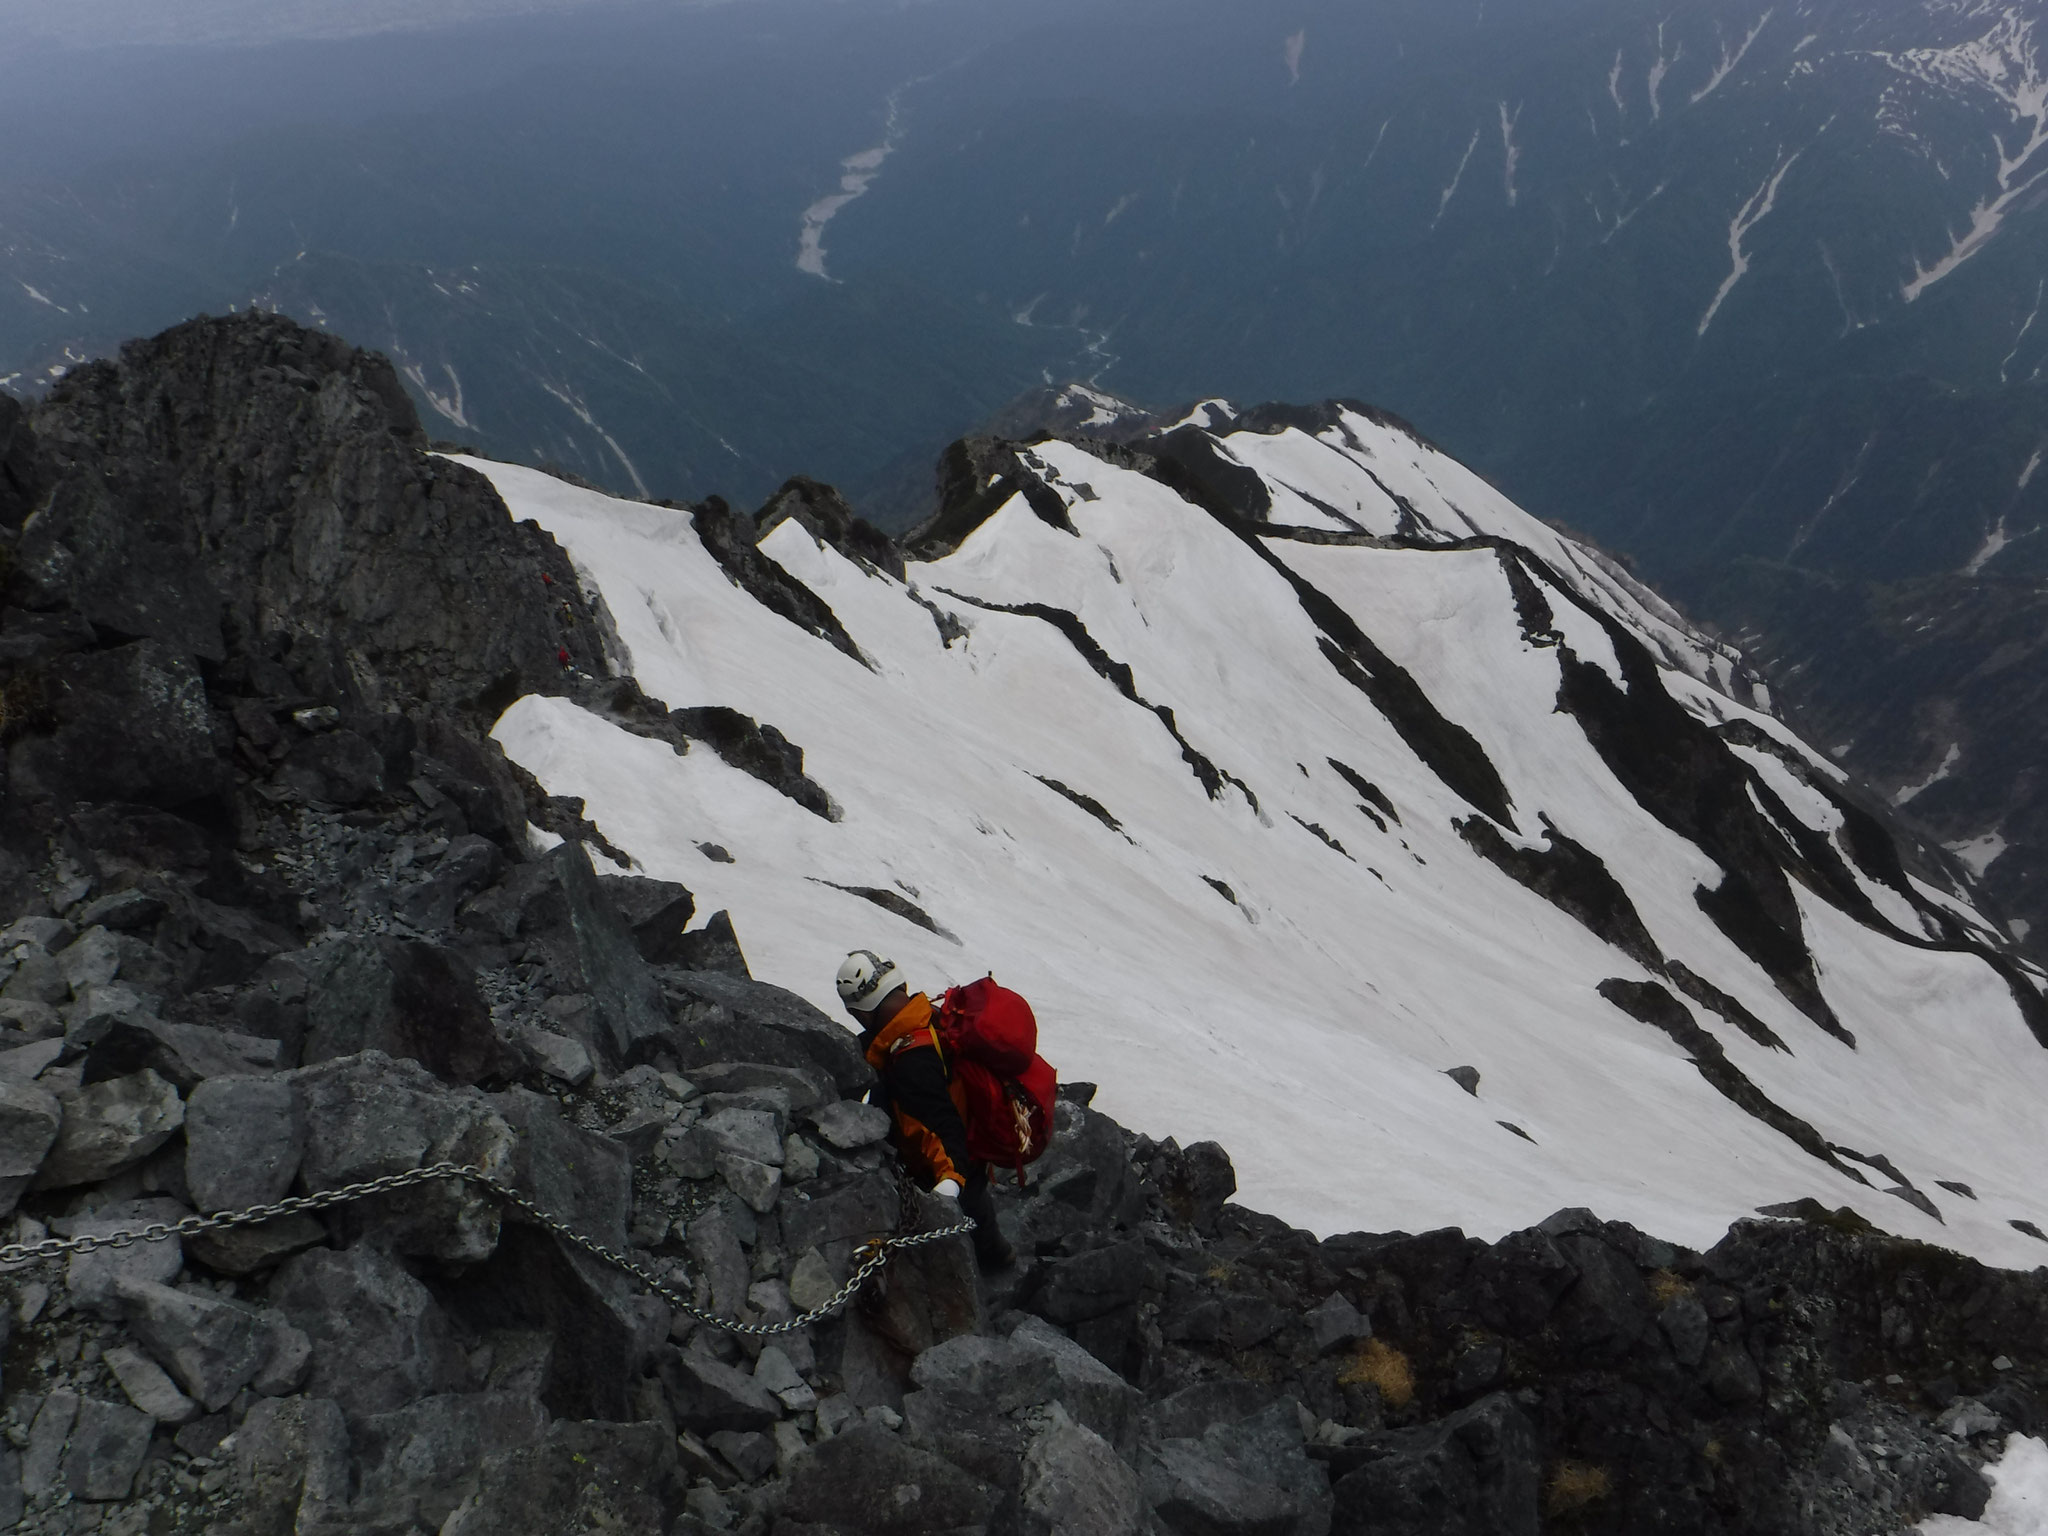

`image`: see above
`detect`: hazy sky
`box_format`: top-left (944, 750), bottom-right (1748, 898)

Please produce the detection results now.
top-left (0, 0), bottom-right (736, 51)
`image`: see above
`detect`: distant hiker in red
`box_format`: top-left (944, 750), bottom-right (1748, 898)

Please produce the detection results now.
top-left (836, 949), bottom-right (1056, 1273)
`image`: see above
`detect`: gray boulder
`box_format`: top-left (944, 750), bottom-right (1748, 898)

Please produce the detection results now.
top-left (781, 1171), bottom-right (900, 1253)
top-left (293, 1052), bottom-right (512, 1263)
top-left (1025, 1407), bottom-right (1145, 1536)
top-left (303, 936), bottom-right (514, 1084)
top-left (810, 1099), bottom-right (892, 1150)
top-left (597, 873), bottom-right (696, 964)
top-left (698, 1105), bottom-right (786, 1165)
top-left (688, 1204), bottom-right (754, 1319)
top-left (0, 1075), bottom-right (60, 1214)
top-left (267, 1243), bottom-right (467, 1418)
top-left (36, 1068), bottom-right (184, 1188)
top-left (692, 1060), bottom-right (831, 1110)
top-left (395, 832), bottom-right (501, 930)
top-left (1145, 1399), bottom-right (1330, 1536)
top-left (1308, 1292), bottom-right (1370, 1355)
top-left (0, 997), bottom-right (63, 1040)
top-left (717, 1152), bottom-right (783, 1213)
top-left (60, 982), bottom-right (158, 1046)
top-left (22, 1392), bottom-right (75, 1498)
top-left (438, 1419), bottom-right (685, 1536)
top-left (185, 1075), bottom-right (304, 1212)
top-left (111, 1276), bottom-right (276, 1411)
top-left (659, 967), bottom-right (870, 1096)
top-left (351, 1390), bottom-right (549, 1529)
top-left (1328, 1393), bottom-right (1539, 1536)
top-left (0, 917), bottom-right (76, 951)
top-left (103, 1343), bottom-right (201, 1425)
top-left (3, 949), bottom-right (71, 1005)
top-left (781, 1422), bottom-right (998, 1534)
top-left (911, 1332), bottom-right (1061, 1415)
top-left (7, 639), bottom-right (226, 807)
top-left (534, 842), bottom-right (672, 1068)
top-left (673, 909), bottom-right (751, 976)
top-left (63, 1396), bottom-right (155, 1501)
top-left (488, 1086), bottom-right (633, 1251)
top-left (508, 1024), bottom-right (593, 1087)
top-left (0, 1035), bottom-right (64, 1082)
top-left (59, 1196), bottom-right (187, 1314)
top-left (662, 1352), bottom-right (783, 1433)
top-left (187, 1214), bottom-right (327, 1276)
top-left (232, 1395), bottom-right (351, 1535)
top-left (1010, 1316), bottom-right (1143, 1453)
top-left (80, 1014), bottom-right (282, 1092)
top-left (56, 926), bottom-right (175, 998)
top-left (1032, 1236), bottom-right (1153, 1324)
top-left (76, 889), bottom-right (165, 932)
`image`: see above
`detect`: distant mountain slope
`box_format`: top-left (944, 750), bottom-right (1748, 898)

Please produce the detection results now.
top-left (9, 0), bottom-right (2048, 959)
top-left (466, 401), bottom-right (2048, 1270)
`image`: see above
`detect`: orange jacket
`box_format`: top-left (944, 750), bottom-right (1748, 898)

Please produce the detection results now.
top-left (864, 993), bottom-right (972, 1188)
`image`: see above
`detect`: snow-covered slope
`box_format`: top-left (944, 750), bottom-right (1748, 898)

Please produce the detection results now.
top-left (455, 404), bottom-right (2048, 1270)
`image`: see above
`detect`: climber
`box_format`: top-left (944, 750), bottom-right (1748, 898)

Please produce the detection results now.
top-left (835, 949), bottom-right (1018, 1272)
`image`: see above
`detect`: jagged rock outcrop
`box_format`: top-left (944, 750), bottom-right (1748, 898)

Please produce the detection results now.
top-left (0, 316), bottom-right (2041, 1536)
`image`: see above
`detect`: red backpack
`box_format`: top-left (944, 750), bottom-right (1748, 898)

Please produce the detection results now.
top-left (935, 976), bottom-right (1058, 1179)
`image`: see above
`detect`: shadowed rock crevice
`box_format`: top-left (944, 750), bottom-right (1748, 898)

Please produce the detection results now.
top-left (690, 496), bottom-right (869, 667)
top-left (903, 437), bottom-right (1078, 561)
top-left (1327, 758), bottom-right (1401, 827)
top-left (754, 475), bottom-right (906, 581)
top-left (934, 590), bottom-right (1255, 809)
top-left (808, 877), bottom-right (956, 941)
top-left (1458, 814), bottom-right (1662, 971)
top-left (1597, 978), bottom-right (1857, 1179)
top-left (1292, 815), bottom-right (1354, 859)
top-left (1196, 525), bottom-right (1516, 829)
top-left (1032, 775), bottom-right (1128, 838)
top-left (1548, 616), bottom-right (1849, 1043)
top-left (670, 707), bottom-right (839, 823)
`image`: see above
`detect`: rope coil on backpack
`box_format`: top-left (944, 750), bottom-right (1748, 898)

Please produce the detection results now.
top-left (0, 1162), bottom-right (976, 1337)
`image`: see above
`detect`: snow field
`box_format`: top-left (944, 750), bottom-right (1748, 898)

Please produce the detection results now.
top-left (465, 431), bottom-right (2048, 1269)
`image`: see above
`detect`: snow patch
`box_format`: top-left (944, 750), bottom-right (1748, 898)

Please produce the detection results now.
top-left (1499, 102), bottom-right (1524, 206)
top-left (1890, 14), bottom-right (2048, 301)
top-left (1896, 744), bottom-right (1961, 805)
top-left (1433, 127), bottom-right (1483, 229)
top-left (1966, 516), bottom-right (2012, 576)
top-left (1690, 11), bottom-right (1772, 106)
top-left (1648, 23), bottom-right (1683, 121)
top-left (1948, 831), bottom-right (2009, 879)
top-left (1698, 150), bottom-right (1803, 337)
top-left (533, 379), bottom-right (649, 499)
top-left (798, 73), bottom-right (946, 280)
top-left (1919, 1433), bottom-right (2048, 1534)
top-left (2002, 279), bottom-right (2044, 382)
top-left (1283, 28), bottom-right (1305, 86)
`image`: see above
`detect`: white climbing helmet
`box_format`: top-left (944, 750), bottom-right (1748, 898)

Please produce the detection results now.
top-left (836, 949), bottom-right (905, 1013)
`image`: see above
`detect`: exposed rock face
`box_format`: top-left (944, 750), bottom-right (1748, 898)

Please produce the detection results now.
top-left (0, 314), bottom-right (2040, 1536)
top-left (23, 311), bottom-right (607, 715)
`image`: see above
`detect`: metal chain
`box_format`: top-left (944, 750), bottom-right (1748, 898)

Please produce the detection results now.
top-left (0, 1161), bottom-right (976, 1337)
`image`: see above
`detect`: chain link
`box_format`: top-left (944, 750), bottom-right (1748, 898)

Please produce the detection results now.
top-left (0, 1162), bottom-right (976, 1336)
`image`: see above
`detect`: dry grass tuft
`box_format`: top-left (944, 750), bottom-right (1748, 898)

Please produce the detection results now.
top-left (1335, 1338), bottom-right (1414, 1407)
top-left (1648, 1268), bottom-right (1694, 1306)
top-left (1546, 1461), bottom-right (1613, 1516)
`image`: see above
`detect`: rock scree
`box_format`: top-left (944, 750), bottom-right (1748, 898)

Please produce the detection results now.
top-left (0, 315), bottom-right (2040, 1536)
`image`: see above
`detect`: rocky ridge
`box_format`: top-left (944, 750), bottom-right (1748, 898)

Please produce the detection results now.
top-left (0, 314), bottom-right (2039, 1536)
